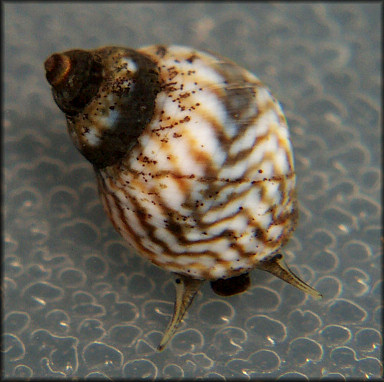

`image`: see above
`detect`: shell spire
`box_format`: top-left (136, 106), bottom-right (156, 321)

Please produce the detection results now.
top-left (44, 53), bottom-right (72, 87)
top-left (44, 50), bottom-right (103, 116)
top-left (44, 47), bottom-right (161, 168)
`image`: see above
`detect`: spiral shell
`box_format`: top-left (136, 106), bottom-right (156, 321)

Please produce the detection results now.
top-left (45, 45), bottom-right (321, 350)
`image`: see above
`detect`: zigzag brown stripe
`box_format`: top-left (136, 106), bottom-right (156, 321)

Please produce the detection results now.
top-left (103, 171), bottom-right (245, 261)
top-left (227, 126), bottom-right (271, 164)
top-left (106, 168), bottom-right (271, 263)
top-left (110, 172), bottom-right (190, 253)
top-left (141, 173), bottom-right (291, 253)
top-left (280, 199), bottom-right (299, 246)
top-left (195, 86), bottom-right (260, 143)
top-left (97, 171), bottom-right (207, 265)
top-left (111, 174), bottom-right (246, 253)
top-left (109, 190), bottom-right (180, 260)
top-left (96, 171), bottom-right (159, 260)
top-left (96, 173), bottom-right (121, 233)
top-left (111, 171), bottom-right (295, 250)
top-left (186, 91), bottom-right (233, 149)
top-left (193, 173), bottom-right (295, 219)
top-left (247, 198), bottom-right (297, 248)
top-left (179, 92), bottom-right (279, 171)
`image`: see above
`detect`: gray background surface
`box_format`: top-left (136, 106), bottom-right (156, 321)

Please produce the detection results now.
top-left (3, 2), bottom-right (382, 380)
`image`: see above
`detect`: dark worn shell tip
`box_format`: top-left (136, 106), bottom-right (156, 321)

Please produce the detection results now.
top-left (44, 53), bottom-right (71, 87)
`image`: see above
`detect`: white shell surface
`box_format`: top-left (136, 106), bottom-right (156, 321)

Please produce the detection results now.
top-left (97, 45), bottom-right (297, 280)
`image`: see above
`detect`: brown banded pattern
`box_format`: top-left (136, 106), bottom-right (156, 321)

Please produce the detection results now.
top-left (91, 45), bottom-right (297, 281)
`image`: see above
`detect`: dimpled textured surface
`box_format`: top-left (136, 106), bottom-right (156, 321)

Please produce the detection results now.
top-left (97, 45), bottom-right (296, 280)
top-left (3, 3), bottom-right (381, 380)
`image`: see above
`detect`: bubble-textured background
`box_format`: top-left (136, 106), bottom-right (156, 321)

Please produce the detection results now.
top-left (3, 3), bottom-right (382, 379)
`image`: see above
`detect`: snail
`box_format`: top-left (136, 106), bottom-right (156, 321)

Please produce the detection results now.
top-left (44, 45), bottom-right (322, 351)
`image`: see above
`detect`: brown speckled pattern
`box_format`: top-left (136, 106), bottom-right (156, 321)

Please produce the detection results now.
top-left (3, 3), bottom-right (381, 379)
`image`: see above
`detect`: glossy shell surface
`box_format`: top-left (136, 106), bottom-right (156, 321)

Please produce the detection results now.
top-left (94, 45), bottom-right (297, 280)
top-left (45, 44), bottom-right (322, 351)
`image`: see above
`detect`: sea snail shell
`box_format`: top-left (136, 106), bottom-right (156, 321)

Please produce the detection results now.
top-left (45, 45), bottom-right (322, 351)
